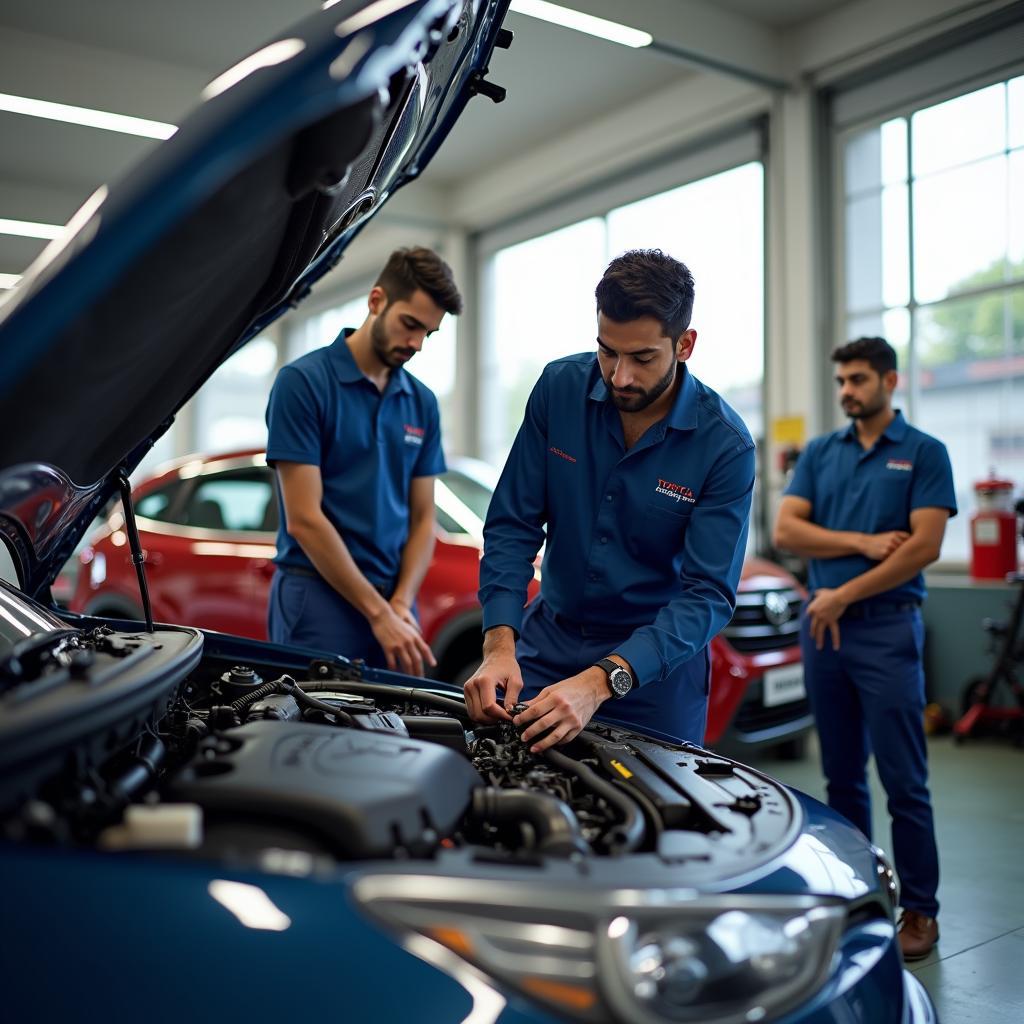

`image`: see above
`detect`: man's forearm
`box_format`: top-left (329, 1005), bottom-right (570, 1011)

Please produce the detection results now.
top-left (483, 625), bottom-right (517, 658)
top-left (776, 516), bottom-right (866, 559)
top-left (392, 516), bottom-right (435, 608)
top-left (838, 537), bottom-right (939, 605)
top-left (290, 513), bottom-right (389, 620)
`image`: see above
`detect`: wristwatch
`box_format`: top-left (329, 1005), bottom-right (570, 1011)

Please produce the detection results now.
top-left (594, 657), bottom-right (634, 699)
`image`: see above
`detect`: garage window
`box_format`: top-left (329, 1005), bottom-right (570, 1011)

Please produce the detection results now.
top-left (838, 70), bottom-right (1024, 561)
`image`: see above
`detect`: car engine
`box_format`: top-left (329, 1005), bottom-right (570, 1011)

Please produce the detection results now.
top-left (0, 624), bottom-right (800, 877)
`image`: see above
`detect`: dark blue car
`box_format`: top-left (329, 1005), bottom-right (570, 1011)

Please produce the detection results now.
top-left (0, 3), bottom-right (936, 1022)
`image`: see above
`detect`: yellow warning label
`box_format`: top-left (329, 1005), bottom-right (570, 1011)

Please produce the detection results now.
top-left (610, 759), bottom-right (633, 779)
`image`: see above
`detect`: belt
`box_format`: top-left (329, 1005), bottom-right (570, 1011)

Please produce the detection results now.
top-left (839, 600), bottom-right (920, 620)
top-left (279, 564), bottom-right (393, 598)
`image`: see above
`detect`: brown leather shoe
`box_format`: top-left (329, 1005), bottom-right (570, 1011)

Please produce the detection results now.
top-left (898, 909), bottom-right (939, 961)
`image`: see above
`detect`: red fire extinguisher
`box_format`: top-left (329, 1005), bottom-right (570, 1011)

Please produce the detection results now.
top-left (970, 475), bottom-right (1019, 580)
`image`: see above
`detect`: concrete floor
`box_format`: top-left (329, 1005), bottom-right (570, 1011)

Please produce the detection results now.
top-left (745, 734), bottom-right (1024, 1023)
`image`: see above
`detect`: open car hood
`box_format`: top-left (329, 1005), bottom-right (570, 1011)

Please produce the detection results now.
top-left (0, 0), bottom-right (510, 599)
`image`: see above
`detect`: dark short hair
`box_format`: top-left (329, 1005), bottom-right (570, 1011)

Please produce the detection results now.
top-left (831, 336), bottom-right (897, 375)
top-left (375, 246), bottom-right (463, 315)
top-left (595, 249), bottom-right (695, 340)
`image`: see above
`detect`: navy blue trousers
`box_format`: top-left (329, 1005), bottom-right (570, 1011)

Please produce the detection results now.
top-left (268, 570), bottom-right (395, 669)
top-left (800, 606), bottom-right (939, 916)
top-left (516, 598), bottom-right (710, 746)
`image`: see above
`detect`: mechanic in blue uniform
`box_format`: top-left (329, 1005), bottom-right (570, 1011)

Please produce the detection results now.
top-left (464, 249), bottom-right (755, 751)
top-left (773, 336), bottom-right (956, 961)
top-left (265, 247), bottom-right (462, 675)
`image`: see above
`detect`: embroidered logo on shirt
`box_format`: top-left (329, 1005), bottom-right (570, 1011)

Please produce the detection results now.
top-left (548, 446), bottom-right (577, 463)
top-left (886, 459), bottom-right (913, 472)
top-left (404, 424), bottom-right (425, 446)
top-left (655, 478), bottom-right (696, 503)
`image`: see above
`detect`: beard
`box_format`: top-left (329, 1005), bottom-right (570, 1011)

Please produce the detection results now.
top-left (607, 360), bottom-right (677, 412)
top-left (371, 310), bottom-right (417, 368)
top-left (841, 387), bottom-right (887, 419)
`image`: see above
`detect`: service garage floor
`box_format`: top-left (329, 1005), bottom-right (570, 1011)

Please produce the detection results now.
top-left (746, 734), bottom-right (1024, 1023)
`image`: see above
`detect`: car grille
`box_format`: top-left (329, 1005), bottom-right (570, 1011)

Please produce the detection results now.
top-left (733, 691), bottom-right (812, 734)
top-left (722, 587), bottom-right (802, 653)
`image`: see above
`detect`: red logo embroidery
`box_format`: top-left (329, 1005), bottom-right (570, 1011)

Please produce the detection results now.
top-left (655, 478), bottom-right (696, 503)
top-left (548, 446), bottom-right (577, 463)
top-left (886, 459), bottom-right (912, 472)
top-left (403, 424), bottom-right (424, 446)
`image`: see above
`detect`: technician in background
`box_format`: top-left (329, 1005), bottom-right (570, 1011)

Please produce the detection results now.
top-left (465, 249), bottom-right (755, 752)
top-left (773, 336), bottom-right (955, 962)
top-left (265, 247), bottom-right (462, 675)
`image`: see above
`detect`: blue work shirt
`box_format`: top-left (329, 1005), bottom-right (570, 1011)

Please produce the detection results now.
top-left (784, 411), bottom-right (956, 603)
top-left (480, 354), bottom-right (755, 687)
top-left (265, 329), bottom-right (446, 586)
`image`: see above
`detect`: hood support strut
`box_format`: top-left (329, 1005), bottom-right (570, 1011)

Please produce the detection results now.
top-left (116, 472), bottom-right (154, 633)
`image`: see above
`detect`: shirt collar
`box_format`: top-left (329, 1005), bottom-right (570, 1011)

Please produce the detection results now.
top-left (327, 328), bottom-right (412, 394)
top-left (588, 361), bottom-right (699, 431)
top-left (841, 408), bottom-right (908, 443)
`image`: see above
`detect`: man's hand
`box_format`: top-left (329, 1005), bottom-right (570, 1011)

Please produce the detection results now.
top-left (390, 596), bottom-right (419, 630)
top-left (514, 667), bottom-right (609, 753)
top-left (369, 603), bottom-right (436, 676)
top-left (464, 648), bottom-right (523, 723)
top-left (806, 587), bottom-right (848, 651)
top-left (860, 531), bottom-right (909, 562)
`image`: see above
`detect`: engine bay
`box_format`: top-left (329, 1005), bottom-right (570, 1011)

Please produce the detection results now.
top-left (0, 621), bottom-right (801, 879)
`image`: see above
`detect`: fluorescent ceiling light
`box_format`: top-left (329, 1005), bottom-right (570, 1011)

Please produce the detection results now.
top-left (0, 217), bottom-right (63, 240)
top-left (0, 274), bottom-right (21, 290)
top-left (509, 0), bottom-right (652, 48)
top-left (0, 92), bottom-right (176, 140)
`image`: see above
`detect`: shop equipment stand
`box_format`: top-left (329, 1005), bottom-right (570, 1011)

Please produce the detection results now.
top-left (954, 569), bottom-right (1024, 746)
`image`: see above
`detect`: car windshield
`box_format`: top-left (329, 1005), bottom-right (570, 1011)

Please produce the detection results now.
top-left (440, 469), bottom-right (494, 522)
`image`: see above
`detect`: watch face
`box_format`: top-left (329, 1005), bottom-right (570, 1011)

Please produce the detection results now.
top-left (609, 667), bottom-right (632, 698)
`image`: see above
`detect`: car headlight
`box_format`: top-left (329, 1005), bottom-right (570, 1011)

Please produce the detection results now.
top-left (354, 876), bottom-right (846, 1024)
top-left (870, 844), bottom-right (899, 914)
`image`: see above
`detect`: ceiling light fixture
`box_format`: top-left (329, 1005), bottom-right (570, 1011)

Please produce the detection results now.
top-left (0, 218), bottom-right (63, 240)
top-left (509, 0), bottom-right (651, 48)
top-left (0, 92), bottom-right (176, 140)
top-left (0, 274), bottom-right (22, 290)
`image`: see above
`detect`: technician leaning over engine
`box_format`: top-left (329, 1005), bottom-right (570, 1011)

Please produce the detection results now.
top-left (464, 249), bottom-right (755, 751)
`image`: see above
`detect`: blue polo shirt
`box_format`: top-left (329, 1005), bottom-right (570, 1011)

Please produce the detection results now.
top-left (784, 411), bottom-right (956, 603)
top-left (265, 330), bottom-right (446, 586)
top-left (480, 354), bottom-right (755, 687)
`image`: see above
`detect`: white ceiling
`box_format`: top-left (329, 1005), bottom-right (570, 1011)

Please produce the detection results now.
top-left (0, 0), bottom-right (860, 284)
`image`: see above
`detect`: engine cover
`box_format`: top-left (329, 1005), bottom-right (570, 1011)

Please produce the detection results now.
top-left (169, 721), bottom-right (482, 858)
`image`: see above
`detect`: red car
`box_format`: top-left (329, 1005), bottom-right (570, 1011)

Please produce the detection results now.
top-left (70, 450), bottom-right (810, 752)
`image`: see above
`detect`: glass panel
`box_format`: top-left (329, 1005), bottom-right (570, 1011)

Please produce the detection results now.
top-left (485, 218), bottom-right (607, 465)
top-left (845, 191), bottom-right (883, 312)
top-left (845, 126), bottom-right (882, 196)
top-left (914, 292), bottom-right (1022, 561)
top-left (194, 334), bottom-right (278, 456)
top-left (440, 468), bottom-right (495, 523)
top-left (912, 82), bottom-right (1005, 177)
top-left (881, 185), bottom-right (910, 308)
top-left (607, 163), bottom-right (765, 438)
top-left (182, 472), bottom-right (276, 532)
top-left (1010, 75), bottom-right (1024, 150)
top-left (289, 297), bottom-right (365, 360)
top-left (845, 119), bottom-right (907, 195)
top-left (1010, 150), bottom-right (1024, 266)
top-left (135, 484), bottom-right (181, 523)
top-left (881, 118), bottom-right (909, 185)
top-left (912, 155), bottom-right (1008, 304)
